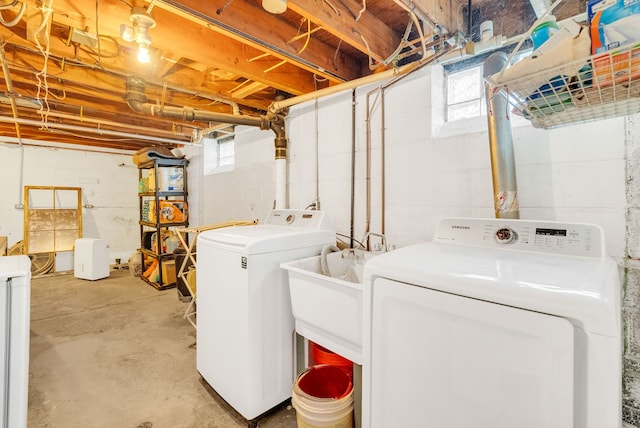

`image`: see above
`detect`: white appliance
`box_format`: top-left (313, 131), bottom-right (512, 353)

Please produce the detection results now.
top-left (0, 256), bottom-right (31, 428)
top-left (74, 238), bottom-right (110, 280)
top-left (362, 218), bottom-right (621, 428)
top-left (196, 209), bottom-right (335, 421)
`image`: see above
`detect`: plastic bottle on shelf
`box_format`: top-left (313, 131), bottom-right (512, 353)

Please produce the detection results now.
top-left (530, 15), bottom-right (560, 50)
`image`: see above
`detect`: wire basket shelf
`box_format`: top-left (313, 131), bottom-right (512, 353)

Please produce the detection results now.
top-left (488, 43), bottom-right (640, 129)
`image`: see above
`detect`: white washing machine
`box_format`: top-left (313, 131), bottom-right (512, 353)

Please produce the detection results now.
top-left (196, 209), bottom-right (335, 421)
top-left (362, 218), bottom-right (621, 428)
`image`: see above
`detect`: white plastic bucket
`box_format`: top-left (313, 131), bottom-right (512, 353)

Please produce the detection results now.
top-left (292, 365), bottom-right (354, 428)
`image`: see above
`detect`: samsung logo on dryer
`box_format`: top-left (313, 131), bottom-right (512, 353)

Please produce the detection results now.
top-left (451, 225), bottom-right (470, 230)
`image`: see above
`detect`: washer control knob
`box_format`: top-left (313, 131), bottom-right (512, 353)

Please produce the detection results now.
top-left (285, 214), bottom-right (295, 224)
top-left (495, 227), bottom-right (517, 244)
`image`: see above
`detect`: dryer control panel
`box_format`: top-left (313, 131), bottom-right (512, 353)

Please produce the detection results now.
top-left (434, 217), bottom-right (605, 259)
top-left (264, 209), bottom-right (333, 230)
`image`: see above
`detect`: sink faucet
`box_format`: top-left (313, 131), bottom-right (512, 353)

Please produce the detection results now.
top-left (363, 232), bottom-right (387, 253)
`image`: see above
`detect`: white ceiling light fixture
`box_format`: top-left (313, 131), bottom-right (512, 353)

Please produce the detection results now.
top-left (120, 7), bottom-right (156, 64)
top-left (262, 0), bottom-right (287, 14)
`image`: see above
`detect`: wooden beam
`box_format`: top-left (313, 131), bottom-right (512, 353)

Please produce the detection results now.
top-left (288, 0), bottom-right (402, 63)
top-left (19, 0), bottom-right (327, 95)
top-left (149, 0), bottom-right (364, 81)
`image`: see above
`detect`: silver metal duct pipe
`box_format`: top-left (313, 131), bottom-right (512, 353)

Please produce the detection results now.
top-left (483, 52), bottom-right (519, 219)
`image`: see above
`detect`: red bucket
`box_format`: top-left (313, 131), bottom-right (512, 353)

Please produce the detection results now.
top-left (296, 364), bottom-right (353, 399)
top-left (310, 342), bottom-right (353, 379)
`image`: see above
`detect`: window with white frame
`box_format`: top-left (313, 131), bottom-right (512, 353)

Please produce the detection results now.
top-left (443, 47), bottom-right (533, 123)
top-left (445, 64), bottom-right (486, 122)
top-left (204, 132), bottom-right (235, 175)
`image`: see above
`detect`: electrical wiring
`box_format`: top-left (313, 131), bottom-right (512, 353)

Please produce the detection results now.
top-left (33, 0), bottom-right (54, 128)
top-left (394, 0), bottom-right (427, 60)
top-left (355, 0), bottom-right (366, 22)
top-left (381, 19), bottom-right (414, 67)
top-left (332, 39), bottom-right (342, 70)
top-left (313, 73), bottom-right (328, 90)
top-left (355, 30), bottom-right (378, 71)
top-left (95, 0), bottom-right (101, 67)
top-left (322, 0), bottom-right (340, 16)
top-left (216, 0), bottom-right (234, 15)
top-left (0, 1), bottom-right (19, 10)
top-left (146, 0), bottom-right (156, 14)
top-left (0, 1), bottom-right (24, 27)
top-left (79, 35), bottom-right (121, 59)
top-left (298, 18), bottom-right (311, 54)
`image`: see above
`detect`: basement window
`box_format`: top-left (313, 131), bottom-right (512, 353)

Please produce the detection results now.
top-left (445, 64), bottom-right (486, 122)
top-left (204, 133), bottom-right (235, 175)
top-left (432, 48), bottom-right (533, 138)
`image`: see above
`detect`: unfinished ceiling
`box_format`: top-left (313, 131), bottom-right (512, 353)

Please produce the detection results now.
top-left (0, 0), bottom-right (586, 152)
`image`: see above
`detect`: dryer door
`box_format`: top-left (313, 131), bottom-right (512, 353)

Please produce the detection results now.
top-left (369, 278), bottom-right (574, 428)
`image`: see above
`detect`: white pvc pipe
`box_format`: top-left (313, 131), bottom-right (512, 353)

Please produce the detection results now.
top-left (275, 158), bottom-right (287, 209)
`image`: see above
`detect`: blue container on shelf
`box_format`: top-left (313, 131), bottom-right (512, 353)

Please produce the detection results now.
top-left (530, 15), bottom-right (560, 50)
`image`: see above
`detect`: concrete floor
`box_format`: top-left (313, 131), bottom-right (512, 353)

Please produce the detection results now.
top-left (28, 269), bottom-right (298, 428)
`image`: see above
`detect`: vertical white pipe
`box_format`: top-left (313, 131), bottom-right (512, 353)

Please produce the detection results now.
top-left (275, 158), bottom-right (287, 209)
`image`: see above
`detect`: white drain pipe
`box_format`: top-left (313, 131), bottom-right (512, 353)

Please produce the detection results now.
top-left (483, 52), bottom-right (519, 219)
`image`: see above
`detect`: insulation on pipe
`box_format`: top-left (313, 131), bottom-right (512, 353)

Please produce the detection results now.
top-left (483, 52), bottom-right (519, 219)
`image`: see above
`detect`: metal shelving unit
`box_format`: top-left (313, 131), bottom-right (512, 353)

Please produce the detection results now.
top-left (138, 158), bottom-right (188, 290)
top-left (488, 43), bottom-right (640, 129)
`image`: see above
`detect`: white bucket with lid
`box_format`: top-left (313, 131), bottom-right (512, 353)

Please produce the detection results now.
top-left (292, 365), bottom-right (354, 428)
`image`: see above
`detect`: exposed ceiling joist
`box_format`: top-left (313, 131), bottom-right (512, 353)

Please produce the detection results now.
top-left (0, 0), bottom-right (585, 152)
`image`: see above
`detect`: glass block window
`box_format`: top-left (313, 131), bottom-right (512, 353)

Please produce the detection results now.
top-left (445, 64), bottom-right (486, 122)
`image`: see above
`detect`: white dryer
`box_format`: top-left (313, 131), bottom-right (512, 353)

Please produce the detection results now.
top-left (0, 256), bottom-right (30, 428)
top-left (196, 209), bottom-right (334, 421)
top-left (362, 218), bottom-right (621, 428)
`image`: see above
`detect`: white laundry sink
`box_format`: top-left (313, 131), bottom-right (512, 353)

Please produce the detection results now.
top-left (281, 250), bottom-right (372, 365)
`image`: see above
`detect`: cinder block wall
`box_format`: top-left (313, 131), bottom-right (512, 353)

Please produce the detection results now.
top-left (0, 144), bottom-right (139, 264)
top-left (203, 65), bottom-right (638, 425)
top-left (624, 116), bottom-right (640, 425)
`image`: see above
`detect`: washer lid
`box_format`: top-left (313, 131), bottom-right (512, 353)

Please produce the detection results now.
top-left (0, 255), bottom-right (31, 280)
top-left (364, 218), bottom-right (621, 337)
top-left (198, 224), bottom-right (335, 254)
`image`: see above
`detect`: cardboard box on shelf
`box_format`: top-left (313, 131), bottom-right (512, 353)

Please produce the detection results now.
top-left (588, 0), bottom-right (640, 54)
top-left (592, 44), bottom-right (640, 88)
top-left (148, 168), bottom-right (156, 191)
top-left (147, 200), bottom-right (187, 224)
top-left (162, 260), bottom-right (176, 284)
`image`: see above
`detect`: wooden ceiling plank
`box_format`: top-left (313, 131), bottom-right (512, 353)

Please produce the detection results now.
top-left (0, 27), bottom-right (273, 111)
top-left (19, 0), bottom-right (323, 95)
top-left (148, 0), bottom-right (363, 81)
top-left (288, 0), bottom-right (402, 63)
top-left (230, 81), bottom-right (269, 99)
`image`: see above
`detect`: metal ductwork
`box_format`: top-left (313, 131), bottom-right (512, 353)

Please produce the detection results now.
top-left (483, 52), bottom-right (519, 219)
top-left (125, 76), bottom-right (290, 208)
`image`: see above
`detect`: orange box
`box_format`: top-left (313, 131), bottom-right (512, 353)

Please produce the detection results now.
top-left (592, 45), bottom-right (640, 88)
top-left (148, 200), bottom-right (187, 223)
top-left (161, 260), bottom-right (176, 284)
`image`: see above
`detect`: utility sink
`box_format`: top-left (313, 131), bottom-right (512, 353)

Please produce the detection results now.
top-left (281, 249), bottom-right (373, 365)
